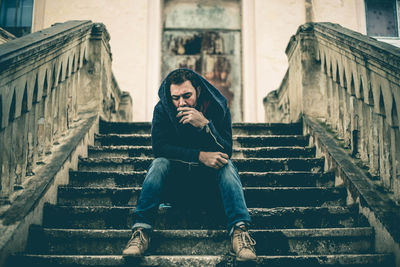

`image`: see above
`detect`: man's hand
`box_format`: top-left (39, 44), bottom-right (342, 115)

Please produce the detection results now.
top-left (199, 151), bottom-right (229, 169)
top-left (176, 107), bottom-right (209, 129)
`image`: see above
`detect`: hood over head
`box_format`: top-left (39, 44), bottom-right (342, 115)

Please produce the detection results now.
top-left (158, 68), bottom-right (228, 127)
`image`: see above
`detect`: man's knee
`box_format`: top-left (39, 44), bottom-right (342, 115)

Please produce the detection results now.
top-left (149, 157), bottom-right (171, 172)
top-left (219, 160), bottom-right (236, 173)
top-left (145, 158), bottom-right (171, 184)
top-left (218, 160), bottom-right (240, 183)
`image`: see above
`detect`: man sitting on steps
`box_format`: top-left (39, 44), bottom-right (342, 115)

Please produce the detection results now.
top-left (122, 68), bottom-right (256, 262)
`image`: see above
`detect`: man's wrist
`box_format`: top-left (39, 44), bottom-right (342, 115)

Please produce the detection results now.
top-left (198, 151), bottom-right (205, 163)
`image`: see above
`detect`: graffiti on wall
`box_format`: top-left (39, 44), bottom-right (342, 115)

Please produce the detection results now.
top-left (162, 30), bottom-right (240, 120)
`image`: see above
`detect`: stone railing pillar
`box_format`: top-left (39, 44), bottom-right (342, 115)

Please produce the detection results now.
top-left (75, 31), bottom-right (101, 115)
top-left (284, 23), bottom-right (328, 122)
top-left (77, 23), bottom-right (110, 117)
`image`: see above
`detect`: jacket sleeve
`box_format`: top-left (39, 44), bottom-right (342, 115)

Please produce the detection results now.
top-left (151, 103), bottom-right (201, 162)
top-left (202, 110), bottom-right (233, 158)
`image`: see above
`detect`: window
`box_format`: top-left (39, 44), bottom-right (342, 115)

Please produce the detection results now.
top-left (0, 0), bottom-right (34, 37)
top-left (365, 0), bottom-right (399, 37)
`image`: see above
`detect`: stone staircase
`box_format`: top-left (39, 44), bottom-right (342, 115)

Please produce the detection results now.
top-left (8, 120), bottom-right (394, 266)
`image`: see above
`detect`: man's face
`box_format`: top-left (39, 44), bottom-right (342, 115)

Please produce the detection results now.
top-left (170, 80), bottom-right (199, 109)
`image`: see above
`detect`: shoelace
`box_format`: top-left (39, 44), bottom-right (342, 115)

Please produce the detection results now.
top-left (127, 229), bottom-right (146, 248)
top-left (236, 230), bottom-right (256, 252)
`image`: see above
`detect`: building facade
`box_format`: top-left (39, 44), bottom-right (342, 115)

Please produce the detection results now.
top-left (1, 0), bottom-right (399, 121)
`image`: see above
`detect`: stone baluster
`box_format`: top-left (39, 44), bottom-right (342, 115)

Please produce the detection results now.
top-left (0, 21), bottom-right (132, 204)
top-left (264, 22), bottom-right (400, 202)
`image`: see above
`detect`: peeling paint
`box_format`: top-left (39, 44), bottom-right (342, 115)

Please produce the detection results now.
top-left (162, 0), bottom-right (242, 121)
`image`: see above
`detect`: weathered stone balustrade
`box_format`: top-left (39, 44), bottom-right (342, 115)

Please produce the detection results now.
top-left (0, 20), bottom-right (132, 266)
top-left (264, 22), bottom-right (400, 203)
top-left (264, 23), bottom-right (400, 265)
top-left (0, 20), bottom-right (132, 203)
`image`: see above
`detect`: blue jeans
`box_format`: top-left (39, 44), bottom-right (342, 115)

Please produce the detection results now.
top-left (132, 157), bottom-right (251, 233)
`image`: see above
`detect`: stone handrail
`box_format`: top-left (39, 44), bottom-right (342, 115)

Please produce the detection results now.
top-left (263, 69), bottom-right (290, 123)
top-left (0, 20), bottom-right (132, 203)
top-left (264, 22), bottom-right (400, 203)
top-left (0, 27), bottom-right (15, 44)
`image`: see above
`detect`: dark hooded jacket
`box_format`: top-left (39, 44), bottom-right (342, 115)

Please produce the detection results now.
top-left (151, 68), bottom-right (233, 164)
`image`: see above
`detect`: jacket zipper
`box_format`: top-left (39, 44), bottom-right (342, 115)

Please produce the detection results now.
top-left (171, 158), bottom-right (199, 166)
top-left (169, 159), bottom-right (198, 172)
top-left (205, 124), bottom-right (224, 149)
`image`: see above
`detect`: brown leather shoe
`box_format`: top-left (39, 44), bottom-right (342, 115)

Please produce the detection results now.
top-left (122, 228), bottom-right (150, 257)
top-left (231, 225), bottom-right (257, 261)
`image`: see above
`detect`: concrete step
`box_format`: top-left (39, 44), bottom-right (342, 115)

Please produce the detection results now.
top-left (236, 146), bottom-right (315, 158)
top-left (77, 157), bottom-right (324, 172)
top-left (9, 119), bottom-right (395, 267)
top-left (68, 170), bottom-right (335, 188)
top-left (87, 146), bottom-right (316, 159)
top-left (234, 135), bottom-right (309, 148)
top-left (25, 227), bottom-right (374, 256)
top-left (57, 186), bottom-right (346, 207)
top-left (239, 171), bottom-right (334, 187)
top-left (99, 120), bottom-right (304, 136)
top-left (10, 254), bottom-right (394, 267)
top-left (94, 134), bottom-right (310, 148)
top-left (43, 205), bottom-right (368, 230)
